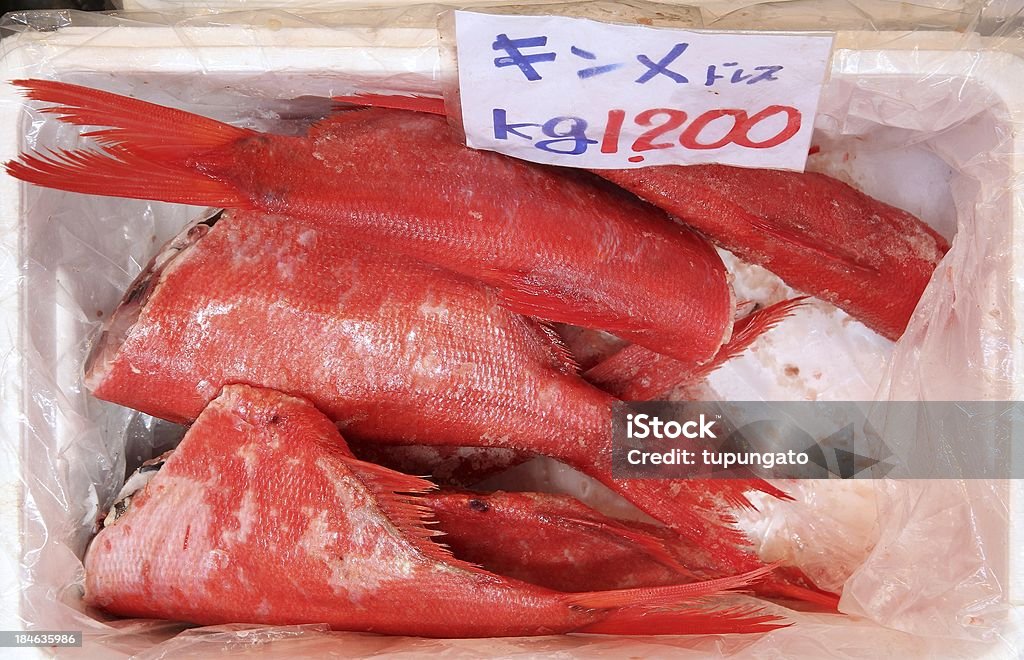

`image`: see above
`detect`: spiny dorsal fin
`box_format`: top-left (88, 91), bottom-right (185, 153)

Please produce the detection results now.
top-left (333, 93), bottom-right (447, 116)
top-left (339, 455), bottom-right (481, 572)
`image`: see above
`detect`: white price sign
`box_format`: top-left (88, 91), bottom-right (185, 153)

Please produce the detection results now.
top-left (454, 12), bottom-right (834, 171)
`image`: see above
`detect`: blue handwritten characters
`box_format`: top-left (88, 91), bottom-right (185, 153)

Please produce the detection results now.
top-left (570, 46), bottom-right (625, 79)
top-left (705, 62), bottom-right (785, 86)
top-left (635, 43), bottom-right (690, 84)
top-left (493, 109), bottom-right (598, 155)
top-left (492, 34), bottom-right (556, 81)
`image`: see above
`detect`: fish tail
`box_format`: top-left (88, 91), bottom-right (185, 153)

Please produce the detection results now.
top-left (565, 564), bottom-right (792, 635)
top-left (576, 605), bottom-right (789, 636)
top-left (585, 296), bottom-right (808, 400)
top-left (6, 79), bottom-right (253, 207)
top-left (6, 145), bottom-right (249, 208)
top-left (563, 562), bottom-right (776, 610)
top-left (12, 79), bottom-right (252, 160)
top-left (333, 93), bottom-right (447, 116)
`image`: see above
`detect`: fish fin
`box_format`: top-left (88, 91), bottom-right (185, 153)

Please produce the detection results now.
top-left (333, 93), bottom-right (447, 116)
top-left (585, 297), bottom-right (808, 399)
top-left (584, 344), bottom-right (665, 399)
top-left (13, 79), bottom-right (252, 160)
top-left (760, 566), bottom-right (842, 611)
top-left (521, 318), bottom-right (580, 375)
top-left (715, 296), bottom-right (808, 365)
top-left (495, 274), bottom-right (636, 333)
top-left (563, 563), bottom-right (777, 610)
top-left (602, 476), bottom-right (793, 587)
top-left (5, 146), bottom-right (250, 208)
top-left (559, 516), bottom-right (696, 578)
top-left (722, 478), bottom-right (793, 506)
top-left (744, 212), bottom-right (879, 276)
top-left (577, 605), bottom-right (789, 635)
top-left (340, 455), bottom-right (481, 571)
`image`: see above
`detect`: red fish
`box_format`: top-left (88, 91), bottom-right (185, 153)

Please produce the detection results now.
top-left (335, 93), bottom-right (948, 340)
top-left (86, 384), bottom-right (784, 636)
top-left (81, 209), bottom-right (830, 605)
top-left (596, 165), bottom-right (948, 340)
top-left (6, 79), bottom-right (733, 366)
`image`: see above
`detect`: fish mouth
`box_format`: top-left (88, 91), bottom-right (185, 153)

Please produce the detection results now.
top-left (100, 450), bottom-right (173, 529)
top-left (83, 209), bottom-right (223, 392)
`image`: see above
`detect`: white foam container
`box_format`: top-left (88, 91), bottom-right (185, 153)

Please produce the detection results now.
top-left (0, 18), bottom-right (1023, 658)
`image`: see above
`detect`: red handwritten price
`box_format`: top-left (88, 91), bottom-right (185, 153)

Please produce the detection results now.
top-left (493, 105), bottom-right (801, 163)
top-left (602, 105), bottom-right (800, 159)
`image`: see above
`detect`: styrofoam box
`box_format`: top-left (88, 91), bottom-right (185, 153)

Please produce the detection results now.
top-left (0, 20), bottom-right (1023, 659)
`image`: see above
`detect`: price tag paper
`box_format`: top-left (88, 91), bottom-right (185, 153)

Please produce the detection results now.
top-left (454, 12), bottom-right (833, 171)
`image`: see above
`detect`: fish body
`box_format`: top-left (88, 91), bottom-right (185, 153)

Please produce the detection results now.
top-left (86, 384), bottom-right (782, 636)
top-left (597, 165), bottom-right (948, 340)
top-left (7, 79), bottom-right (734, 366)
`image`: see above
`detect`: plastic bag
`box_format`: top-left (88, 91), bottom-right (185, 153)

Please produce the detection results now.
top-left (1, 3), bottom-right (1023, 657)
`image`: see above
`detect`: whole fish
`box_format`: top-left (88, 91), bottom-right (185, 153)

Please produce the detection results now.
top-left (82, 208), bottom-right (829, 606)
top-left (87, 384), bottom-right (784, 636)
top-left (6, 79), bottom-right (734, 366)
top-left (334, 94), bottom-right (949, 340)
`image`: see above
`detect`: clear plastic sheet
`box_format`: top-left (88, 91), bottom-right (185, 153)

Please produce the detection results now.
top-left (1, 3), bottom-right (1023, 658)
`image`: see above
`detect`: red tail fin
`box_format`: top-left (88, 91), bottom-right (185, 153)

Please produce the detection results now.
top-left (13, 79), bottom-right (252, 160)
top-left (579, 605), bottom-right (789, 635)
top-left (585, 297), bottom-right (808, 400)
top-left (5, 146), bottom-right (249, 208)
top-left (334, 93), bottom-right (447, 116)
top-left (340, 455), bottom-right (482, 572)
top-left (563, 563), bottom-right (776, 610)
top-left (7, 79), bottom-right (255, 207)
